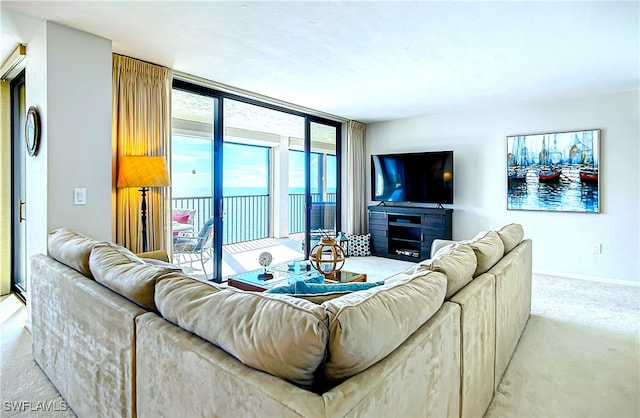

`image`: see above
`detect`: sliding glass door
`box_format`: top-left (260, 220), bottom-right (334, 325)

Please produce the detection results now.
top-left (170, 88), bottom-right (219, 279)
top-left (11, 72), bottom-right (27, 300)
top-left (171, 80), bottom-right (341, 282)
top-left (308, 120), bottom-right (339, 249)
top-left (221, 98), bottom-right (306, 275)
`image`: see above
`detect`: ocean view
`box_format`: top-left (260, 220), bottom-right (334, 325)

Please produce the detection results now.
top-left (172, 133), bottom-right (336, 200)
top-left (173, 187), bottom-right (336, 198)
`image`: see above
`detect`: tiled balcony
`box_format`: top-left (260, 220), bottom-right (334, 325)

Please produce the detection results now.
top-left (172, 193), bottom-right (336, 279)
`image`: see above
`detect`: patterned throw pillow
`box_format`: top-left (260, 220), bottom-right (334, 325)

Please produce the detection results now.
top-left (347, 233), bottom-right (371, 257)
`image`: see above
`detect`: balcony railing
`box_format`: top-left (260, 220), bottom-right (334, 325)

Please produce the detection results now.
top-left (173, 196), bottom-right (213, 235)
top-left (288, 193), bottom-right (336, 233)
top-left (173, 192), bottom-right (336, 245)
top-left (223, 194), bottom-right (269, 244)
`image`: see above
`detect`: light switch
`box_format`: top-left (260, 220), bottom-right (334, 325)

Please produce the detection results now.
top-left (74, 188), bottom-right (87, 205)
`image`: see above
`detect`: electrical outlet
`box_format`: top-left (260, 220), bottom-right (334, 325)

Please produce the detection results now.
top-left (74, 188), bottom-right (87, 205)
top-left (591, 243), bottom-right (602, 254)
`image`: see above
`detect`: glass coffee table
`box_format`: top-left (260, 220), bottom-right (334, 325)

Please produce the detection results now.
top-left (226, 262), bottom-right (366, 292)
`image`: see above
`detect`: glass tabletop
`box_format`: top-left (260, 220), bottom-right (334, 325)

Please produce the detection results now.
top-left (322, 270), bottom-right (366, 283)
top-left (270, 259), bottom-right (314, 275)
top-left (228, 260), bottom-right (366, 291)
top-left (229, 262), bottom-right (321, 290)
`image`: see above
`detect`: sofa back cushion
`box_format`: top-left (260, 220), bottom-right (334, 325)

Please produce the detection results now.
top-left (136, 249), bottom-right (170, 263)
top-left (495, 223), bottom-right (524, 254)
top-left (48, 227), bottom-right (99, 278)
top-left (289, 292), bottom-right (350, 304)
top-left (89, 242), bottom-right (182, 312)
top-left (321, 270), bottom-right (447, 384)
top-left (154, 276), bottom-right (329, 388)
top-left (468, 231), bottom-right (505, 277)
top-left (415, 243), bottom-right (477, 299)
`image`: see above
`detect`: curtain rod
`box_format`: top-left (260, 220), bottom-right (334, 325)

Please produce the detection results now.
top-left (1, 44), bottom-right (26, 81)
top-left (173, 70), bottom-right (349, 124)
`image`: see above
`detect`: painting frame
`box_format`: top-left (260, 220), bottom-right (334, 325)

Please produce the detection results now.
top-left (506, 128), bottom-right (600, 213)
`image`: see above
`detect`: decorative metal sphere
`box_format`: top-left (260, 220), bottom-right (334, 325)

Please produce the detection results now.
top-left (309, 237), bottom-right (346, 276)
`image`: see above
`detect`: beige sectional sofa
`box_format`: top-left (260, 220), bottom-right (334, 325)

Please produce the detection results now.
top-left (30, 224), bottom-right (531, 417)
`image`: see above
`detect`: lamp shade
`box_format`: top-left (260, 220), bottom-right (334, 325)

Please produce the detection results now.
top-left (117, 156), bottom-right (170, 188)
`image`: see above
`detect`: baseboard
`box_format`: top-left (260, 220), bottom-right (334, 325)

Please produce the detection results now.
top-left (534, 269), bottom-right (640, 287)
top-left (0, 293), bottom-right (25, 324)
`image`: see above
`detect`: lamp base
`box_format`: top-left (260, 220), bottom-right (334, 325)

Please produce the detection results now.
top-left (140, 187), bottom-right (149, 253)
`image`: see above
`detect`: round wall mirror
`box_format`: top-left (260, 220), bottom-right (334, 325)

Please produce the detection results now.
top-left (25, 106), bottom-right (41, 157)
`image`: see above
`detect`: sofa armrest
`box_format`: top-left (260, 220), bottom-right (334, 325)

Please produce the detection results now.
top-left (449, 273), bottom-right (496, 417)
top-left (31, 254), bottom-right (145, 418)
top-left (431, 239), bottom-right (459, 256)
top-left (136, 249), bottom-right (169, 262)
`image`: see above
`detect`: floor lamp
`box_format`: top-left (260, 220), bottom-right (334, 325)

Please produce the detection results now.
top-left (117, 156), bottom-right (170, 253)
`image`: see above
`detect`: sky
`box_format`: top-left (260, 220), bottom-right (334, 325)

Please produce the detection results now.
top-left (171, 135), bottom-right (336, 197)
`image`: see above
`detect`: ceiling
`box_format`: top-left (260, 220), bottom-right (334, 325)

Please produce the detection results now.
top-left (1, 1), bottom-right (638, 123)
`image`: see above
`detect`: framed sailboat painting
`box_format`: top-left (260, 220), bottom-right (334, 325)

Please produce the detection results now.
top-left (506, 129), bottom-right (600, 213)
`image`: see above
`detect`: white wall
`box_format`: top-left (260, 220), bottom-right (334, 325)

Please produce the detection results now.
top-left (367, 91), bottom-right (639, 283)
top-left (45, 22), bottom-right (112, 237)
top-left (25, 21), bottom-right (48, 276)
top-left (25, 22), bottom-right (112, 319)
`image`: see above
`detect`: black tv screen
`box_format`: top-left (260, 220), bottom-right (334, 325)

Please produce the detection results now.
top-left (371, 151), bottom-right (454, 204)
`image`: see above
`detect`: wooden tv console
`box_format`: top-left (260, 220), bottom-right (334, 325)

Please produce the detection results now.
top-left (368, 205), bottom-right (453, 262)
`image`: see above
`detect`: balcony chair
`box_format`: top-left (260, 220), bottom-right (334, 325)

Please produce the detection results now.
top-left (172, 217), bottom-right (215, 277)
top-left (172, 208), bottom-right (197, 237)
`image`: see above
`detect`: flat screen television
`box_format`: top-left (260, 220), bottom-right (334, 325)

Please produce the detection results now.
top-left (371, 151), bottom-right (454, 204)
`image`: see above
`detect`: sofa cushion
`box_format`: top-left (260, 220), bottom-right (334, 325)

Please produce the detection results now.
top-left (494, 223), bottom-right (524, 254)
top-left (136, 249), bottom-right (170, 263)
top-left (48, 227), bottom-right (99, 278)
top-left (89, 242), bottom-right (182, 312)
top-left (468, 231), bottom-right (504, 277)
top-left (431, 239), bottom-right (458, 257)
top-left (290, 291), bottom-right (351, 304)
top-left (415, 243), bottom-right (477, 299)
top-left (155, 276), bottom-right (329, 388)
top-left (399, 240), bottom-right (459, 277)
top-left (321, 270), bottom-right (447, 384)
top-left (140, 257), bottom-right (183, 270)
top-left (433, 241), bottom-right (458, 258)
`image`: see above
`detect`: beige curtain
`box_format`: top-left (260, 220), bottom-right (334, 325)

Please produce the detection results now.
top-left (347, 120), bottom-right (367, 234)
top-left (113, 54), bottom-right (172, 253)
top-left (0, 81), bottom-right (10, 294)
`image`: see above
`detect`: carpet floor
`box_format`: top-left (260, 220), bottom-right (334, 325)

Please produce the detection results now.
top-left (485, 274), bottom-right (639, 418)
top-left (1, 272), bottom-right (638, 418)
